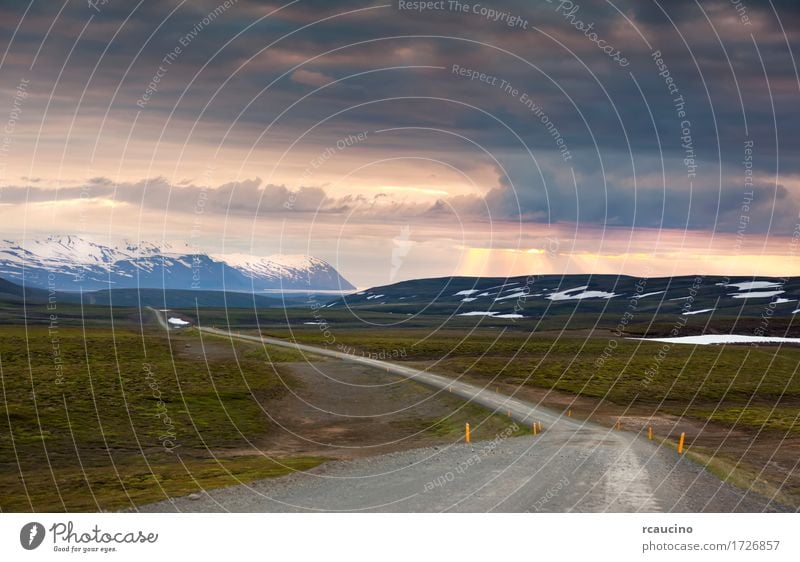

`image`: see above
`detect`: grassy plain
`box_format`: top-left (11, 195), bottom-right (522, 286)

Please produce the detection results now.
top-left (1, 313), bottom-right (525, 511)
top-left (0, 324), bottom-right (324, 511)
top-left (259, 327), bottom-right (800, 432)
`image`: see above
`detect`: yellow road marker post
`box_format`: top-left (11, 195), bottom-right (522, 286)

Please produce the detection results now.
top-left (533, 422), bottom-right (538, 435)
top-left (465, 423), bottom-right (470, 444)
top-left (678, 432), bottom-right (685, 454)
top-left (648, 426), bottom-right (653, 440)
top-left (538, 421), bottom-right (542, 432)
top-left (567, 410), bottom-right (572, 417)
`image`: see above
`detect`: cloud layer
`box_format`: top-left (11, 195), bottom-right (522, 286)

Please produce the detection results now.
top-left (2, 0), bottom-right (800, 282)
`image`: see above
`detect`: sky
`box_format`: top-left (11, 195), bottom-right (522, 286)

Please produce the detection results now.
top-left (1, 0), bottom-right (800, 288)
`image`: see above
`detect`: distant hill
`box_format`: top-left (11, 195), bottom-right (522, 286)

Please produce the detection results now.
top-left (325, 274), bottom-right (800, 318)
top-left (71, 288), bottom-right (310, 308)
top-left (0, 235), bottom-right (354, 292)
top-left (0, 277), bottom-right (49, 303)
top-left (0, 277), bottom-right (329, 309)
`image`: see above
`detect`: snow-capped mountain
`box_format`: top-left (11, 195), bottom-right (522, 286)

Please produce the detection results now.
top-left (0, 235), bottom-right (354, 292)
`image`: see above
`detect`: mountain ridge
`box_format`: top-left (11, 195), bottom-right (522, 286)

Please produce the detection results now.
top-left (0, 235), bottom-right (354, 292)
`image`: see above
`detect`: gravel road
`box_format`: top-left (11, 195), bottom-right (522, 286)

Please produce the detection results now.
top-left (137, 317), bottom-right (786, 512)
top-left (140, 425), bottom-right (780, 512)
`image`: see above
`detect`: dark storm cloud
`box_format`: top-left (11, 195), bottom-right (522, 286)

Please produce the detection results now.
top-left (468, 151), bottom-right (798, 233)
top-left (1, 0), bottom-right (799, 233)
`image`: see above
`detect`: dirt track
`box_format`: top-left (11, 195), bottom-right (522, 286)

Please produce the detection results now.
top-left (138, 321), bottom-right (789, 512)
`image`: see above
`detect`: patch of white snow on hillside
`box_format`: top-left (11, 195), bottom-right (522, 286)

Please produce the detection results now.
top-left (632, 291), bottom-right (665, 299)
top-left (547, 286), bottom-right (619, 301)
top-left (730, 290), bottom-right (785, 299)
top-left (724, 281), bottom-right (783, 291)
top-left (456, 311), bottom-right (524, 319)
top-left (629, 334), bottom-right (800, 345)
top-left (682, 308), bottom-right (715, 315)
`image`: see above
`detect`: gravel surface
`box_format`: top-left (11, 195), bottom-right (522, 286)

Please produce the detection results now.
top-left (139, 422), bottom-right (784, 512)
top-left (138, 321), bottom-right (786, 513)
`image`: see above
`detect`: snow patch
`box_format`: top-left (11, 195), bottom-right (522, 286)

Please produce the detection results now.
top-left (457, 311), bottom-right (524, 319)
top-left (633, 291), bottom-right (665, 299)
top-left (547, 285), bottom-right (619, 301)
top-left (629, 334), bottom-right (800, 345)
top-left (725, 280), bottom-right (783, 291)
top-left (730, 290), bottom-right (785, 299)
top-left (682, 308), bottom-right (715, 315)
